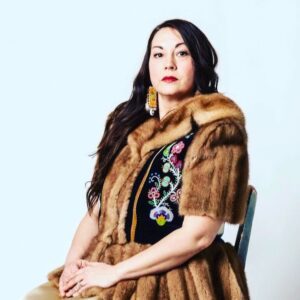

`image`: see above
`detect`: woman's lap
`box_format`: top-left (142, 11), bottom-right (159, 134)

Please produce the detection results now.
top-left (23, 282), bottom-right (100, 300)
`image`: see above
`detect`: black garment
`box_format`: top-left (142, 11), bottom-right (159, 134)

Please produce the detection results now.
top-left (125, 129), bottom-right (197, 244)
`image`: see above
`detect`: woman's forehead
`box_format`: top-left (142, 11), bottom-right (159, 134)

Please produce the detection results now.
top-left (151, 28), bottom-right (184, 46)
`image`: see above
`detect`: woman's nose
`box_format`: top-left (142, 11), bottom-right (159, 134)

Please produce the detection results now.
top-left (164, 55), bottom-right (177, 70)
top-left (165, 65), bottom-right (176, 70)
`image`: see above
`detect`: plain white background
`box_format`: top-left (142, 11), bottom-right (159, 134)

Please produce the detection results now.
top-left (1, 1), bottom-right (299, 299)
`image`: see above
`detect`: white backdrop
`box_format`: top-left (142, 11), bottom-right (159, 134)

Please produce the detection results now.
top-left (1, 1), bottom-right (299, 299)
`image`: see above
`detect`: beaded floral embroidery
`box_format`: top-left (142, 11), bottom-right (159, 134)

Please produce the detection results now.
top-left (147, 131), bottom-right (194, 226)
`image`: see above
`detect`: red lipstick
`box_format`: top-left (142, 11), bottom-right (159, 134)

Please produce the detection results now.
top-left (162, 76), bottom-right (178, 83)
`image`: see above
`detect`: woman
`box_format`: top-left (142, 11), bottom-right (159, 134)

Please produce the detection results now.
top-left (24, 18), bottom-right (250, 299)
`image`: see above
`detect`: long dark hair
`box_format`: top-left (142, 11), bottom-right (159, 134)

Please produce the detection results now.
top-left (85, 18), bottom-right (219, 219)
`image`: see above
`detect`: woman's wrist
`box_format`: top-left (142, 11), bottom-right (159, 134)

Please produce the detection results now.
top-left (114, 262), bottom-right (127, 282)
top-left (64, 244), bottom-right (86, 265)
top-left (64, 254), bottom-right (82, 265)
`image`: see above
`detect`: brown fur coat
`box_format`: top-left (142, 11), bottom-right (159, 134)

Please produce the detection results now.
top-left (47, 92), bottom-right (250, 299)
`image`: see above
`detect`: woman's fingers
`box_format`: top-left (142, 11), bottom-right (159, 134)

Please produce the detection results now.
top-left (60, 263), bottom-right (81, 284)
top-left (65, 280), bottom-right (87, 298)
top-left (58, 259), bottom-right (89, 296)
top-left (59, 272), bottom-right (69, 289)
top-left (58, 280), bottom-right (64, 296)
top-left (63, 269), bottom-right (85, 292)
top-left (72, 282), bottom-right (89, 298)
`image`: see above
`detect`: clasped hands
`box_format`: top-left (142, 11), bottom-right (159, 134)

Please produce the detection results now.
top-left (59, 259), bottom-right (120, 298)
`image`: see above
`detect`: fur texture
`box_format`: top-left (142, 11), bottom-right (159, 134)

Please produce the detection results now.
top-left (47, 92), bottom-right (250, 299)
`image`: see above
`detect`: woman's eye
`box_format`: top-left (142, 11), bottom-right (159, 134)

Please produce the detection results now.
top-left (153, 51), bottom-right (189, 58)
top-left (178, 51), bottom-right (189, 56)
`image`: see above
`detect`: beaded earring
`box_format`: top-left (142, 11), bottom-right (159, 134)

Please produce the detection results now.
top-left (145, 86), bottom-right (158, 116)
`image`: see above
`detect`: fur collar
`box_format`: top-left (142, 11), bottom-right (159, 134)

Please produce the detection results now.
top-left (127, 91), bottom-right (245, 161)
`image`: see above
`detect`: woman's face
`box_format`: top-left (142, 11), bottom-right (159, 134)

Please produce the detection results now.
top-left (148, 27), bottom-right (195, 100)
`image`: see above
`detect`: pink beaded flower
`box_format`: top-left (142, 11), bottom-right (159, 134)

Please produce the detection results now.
top-left (174, 160), bottom-right (183, 170)
top-left (170, 154), bottom-right (178, 164)
top-left (171, 141), bottom-right (185, 154)
top-left (170, 188), bottom-right (182, 202)
top-left (148, 187), bottom-right (160, 199)
top-left (170, 154), bottom-right (182, 170)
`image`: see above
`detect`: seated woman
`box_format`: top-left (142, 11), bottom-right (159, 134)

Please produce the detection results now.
top-left (24, 18), bottom-right (250, 300)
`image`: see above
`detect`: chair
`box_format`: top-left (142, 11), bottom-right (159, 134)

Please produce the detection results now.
top-left (234, 185), bottom-right (257, 269)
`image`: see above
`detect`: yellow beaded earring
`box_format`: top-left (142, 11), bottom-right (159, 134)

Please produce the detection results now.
top-left (145, 86), bottom-right (158, 116)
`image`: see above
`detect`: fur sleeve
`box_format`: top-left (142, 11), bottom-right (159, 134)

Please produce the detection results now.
top-left (178, 118), bottom-right (249, 224)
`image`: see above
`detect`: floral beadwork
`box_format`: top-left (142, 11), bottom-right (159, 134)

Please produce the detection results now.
top-left (147, 132), bottom-right (194, 226)
top-left (148, 187), bottom-right (160, 199)
top-left (149, 206), bottom-right (174, 226)
top-left (170, 188), bottom-right (182, 202)
top-left (171, 140), bottom-right (185, 154)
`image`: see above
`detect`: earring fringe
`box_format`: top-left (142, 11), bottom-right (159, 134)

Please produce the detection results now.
top-left (145, 86), bottom-right (157, 116)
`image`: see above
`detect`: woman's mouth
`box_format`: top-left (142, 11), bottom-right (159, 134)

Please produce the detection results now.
top-left (162, 76), bottom-right (178, 83)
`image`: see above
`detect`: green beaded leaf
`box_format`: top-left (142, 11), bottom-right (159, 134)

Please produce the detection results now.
top-left (163, 144), bottom-right (172, 157)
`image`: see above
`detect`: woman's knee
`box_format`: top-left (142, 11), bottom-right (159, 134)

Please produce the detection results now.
top-left (23, 282), bottom-right (61, 300)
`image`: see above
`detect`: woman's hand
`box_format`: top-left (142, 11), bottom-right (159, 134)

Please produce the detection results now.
top-left (63, 260), bottom-right (120, 298)
top-left (59, 259), bottom-right (86, 297)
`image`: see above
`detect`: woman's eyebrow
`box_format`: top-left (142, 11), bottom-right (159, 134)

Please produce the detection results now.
top-left (152, 42), bottom-right (186, 50)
